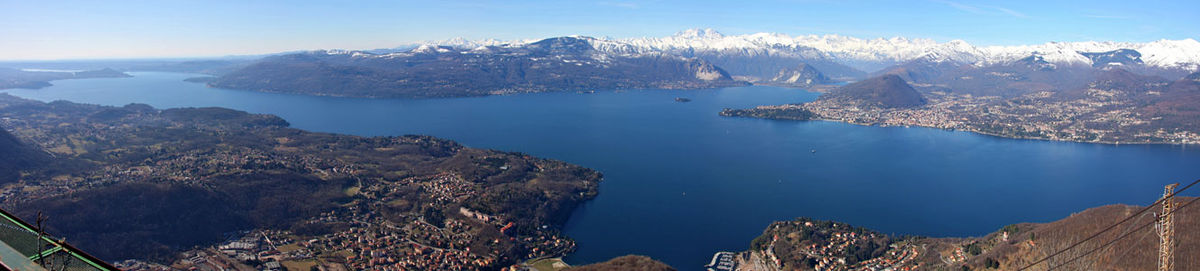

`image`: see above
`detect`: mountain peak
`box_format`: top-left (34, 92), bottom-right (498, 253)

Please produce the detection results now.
top-left (769, 63), bottom-right (833, 86)
top-left (946, 39), bottom-right (972, 47)
top-left (1186, 71), bottom-right (1200, 81)
top-left (410, 44), bottom-right (454, 54)
top-left (527, 36), bottom-right (597, 54)
top-left (674, 28), bottom-right (724, 39)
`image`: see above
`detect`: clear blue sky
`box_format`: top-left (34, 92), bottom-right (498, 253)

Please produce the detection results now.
top-left (1, 0), bottom-right (1196, 60)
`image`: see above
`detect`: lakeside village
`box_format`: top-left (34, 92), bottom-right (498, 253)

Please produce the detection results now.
top-left (115, 207), bottom-right (576, 271)
top-left (791, 91), bottom-right (1200, 145)
top-left (114, 174), bottom-right (578, 271)
top-left (0, 104), bottom-right (593, 271)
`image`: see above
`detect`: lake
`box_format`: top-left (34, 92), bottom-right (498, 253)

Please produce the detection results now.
top-left (5, 72), bottom-right (1199, 270)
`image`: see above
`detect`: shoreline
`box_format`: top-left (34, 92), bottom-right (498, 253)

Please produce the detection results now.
top-left (816, 117), bottom-right (1199, 146)
top-left (722, 112), bottom-right (1199, 146)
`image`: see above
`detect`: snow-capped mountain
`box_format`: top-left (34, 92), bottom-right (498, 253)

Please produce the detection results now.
top-left (975, 39), bottom-right (1200, 71)
top-left (766, 63), bottom-right (834, 88)
top-left (412, 28), bottom-right (1200, 75)
top-left (618, 29), bottom-right (1200, 73)
top-left (217, 29), bottom-right (1200, 99)
top-left (210, 36), bottom-right (743, 99)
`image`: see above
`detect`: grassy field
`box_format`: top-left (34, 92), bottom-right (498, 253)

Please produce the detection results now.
top-left (281, 260), bottom-right (317, 271)
top-left (343, 185), bottom-right (360, 196)
top-left (527, 257), bottom-right (570, 271)
top-left (277, 243), bottom-right (302, 253)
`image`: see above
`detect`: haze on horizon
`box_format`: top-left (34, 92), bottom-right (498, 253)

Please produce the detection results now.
top-left (1, 0), bottom-right (1197, 60)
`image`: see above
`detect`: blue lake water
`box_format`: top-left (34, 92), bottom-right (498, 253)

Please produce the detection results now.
top-left (5, 72), bottom-right (1199, 269)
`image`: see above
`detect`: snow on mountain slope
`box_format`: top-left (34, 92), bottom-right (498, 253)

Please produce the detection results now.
top-left (975, 39), bottom-right (1200, 70)
top-left (773, 34), bottom-right (940, 63)
top-left (620, 29), bottom-right (1199, 71)
top-left (981, 43), bottom-right (1096, 67)
top-left (1137, 39), bottom-right (1200, 71)
top-left (398, 29), bottom-right (1200, 73)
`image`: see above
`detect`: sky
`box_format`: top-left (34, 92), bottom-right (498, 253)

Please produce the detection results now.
top-left (1, 0), bottom-right (1197, 60)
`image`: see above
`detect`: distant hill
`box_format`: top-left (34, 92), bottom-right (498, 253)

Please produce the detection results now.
top-left (0, 59), bottom-right (258, 76)
top-left (875, 53), bottom-right (1100, 97)
top-left (1136, 71), bottom-right (1200, 131)
top-left (820, 74), bottom-right (925, 108)
top-left (0, 67), bottom-right (130, 89)
top-left (875, 55), bottom-right (969, 85)
top-left (124, 59), bottom-right (254, 75)
top-left (1049, 69), bottom-right (1200, 132)
top-left (1052, 68), bottom-right (1168, 100)
top-left (684, 52), bottom-right (865, 81)
top-left (950, 55), bottom-right (1098, 97)
top-left (734, 196), bottom-right (1200, 270)
top-left (209, 36), bottom-right (746, 98)
top-left (763, 63), bottom-right (835, 88)
top-left (0, 128), bottom-right (48, 182)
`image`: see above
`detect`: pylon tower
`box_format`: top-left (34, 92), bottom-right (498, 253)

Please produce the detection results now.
top-left (1157, 183), bottom-right (1178, 271)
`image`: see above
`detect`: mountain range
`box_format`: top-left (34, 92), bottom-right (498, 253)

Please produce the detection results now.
top-left (208, 36), bottom-right (745, 98)
top-left (200, 29), bottom-right (1200, 99)
top-left (418, 28), bottom-right (1200, 79)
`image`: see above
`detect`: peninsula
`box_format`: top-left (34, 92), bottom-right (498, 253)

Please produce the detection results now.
top-left (723, 71), bottom-right (1200, 145)
top-left (0, 94), bottom-right (601, 270)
